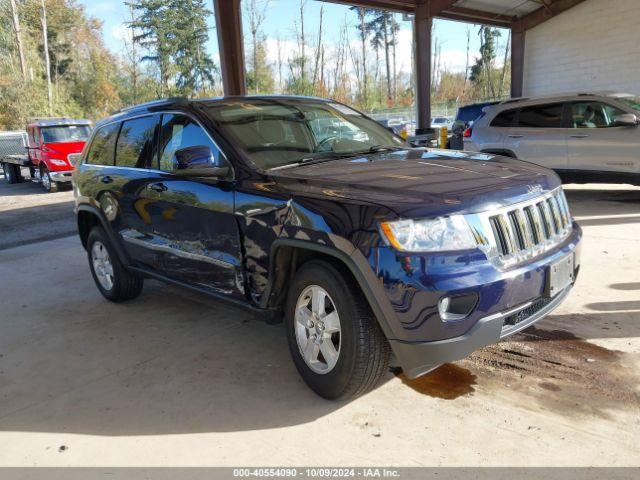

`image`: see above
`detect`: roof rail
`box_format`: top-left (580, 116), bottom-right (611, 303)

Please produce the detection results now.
top-left (500, 97), bottom-right (529, 104)
top-left (112, 97), bottom-right (189, 115)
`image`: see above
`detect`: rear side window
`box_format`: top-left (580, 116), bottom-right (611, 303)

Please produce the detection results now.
top-left (491, 109), bottom-right (518, 127)
top-left (157, 114), bottom-right (222, 172)
top-left (517, 103), bottom-right (563, 128)
top-left (85, 123), bottom-right (119, 166)
top-left (115, 115), bottom-right (158, 168)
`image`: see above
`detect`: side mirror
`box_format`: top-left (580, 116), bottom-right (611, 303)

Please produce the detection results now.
top-left (172, 145), bottom-right (229, 178)
top-left (612, 113), bottom-right (639, 127)
top-left (68, 153), bottom-right (83, 167)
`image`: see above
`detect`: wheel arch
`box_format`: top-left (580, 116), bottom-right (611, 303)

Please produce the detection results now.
top-left (76, 205), bottom-right (131, 267)
top-left (264, 238), bottom-right (400, 341)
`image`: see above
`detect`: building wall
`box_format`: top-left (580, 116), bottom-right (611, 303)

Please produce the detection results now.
top-left (523, 0), bottom-right (640, 96)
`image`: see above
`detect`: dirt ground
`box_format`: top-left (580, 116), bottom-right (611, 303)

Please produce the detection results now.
top-left (0, 180), bottom-right (638, 467)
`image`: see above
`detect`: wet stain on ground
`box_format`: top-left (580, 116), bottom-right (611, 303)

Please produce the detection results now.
top-left (393, 364), bottom-right (476, 400)
top-left (462, 326), bottom-right (640, 418)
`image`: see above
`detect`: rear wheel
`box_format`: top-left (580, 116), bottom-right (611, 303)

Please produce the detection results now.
top-left (87, 226), bottom-right (143, 302)
top-left (285, 260), bottom-right (390, 400)
top-left (40, 166), bottom-right (58, 192)
top-left (2, 163), bottom-right (21, 184)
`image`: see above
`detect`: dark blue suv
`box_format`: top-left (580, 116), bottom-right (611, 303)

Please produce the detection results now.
top-left (73, 96), bottom-right (582, 399)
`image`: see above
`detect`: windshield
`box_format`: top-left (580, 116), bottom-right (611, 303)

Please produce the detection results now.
top-left (205, 99), bottom-right (406, 169)
top-left (41, 125), bottom-right (91, 143)
top-left (615, 96), bottom-right (640, 112)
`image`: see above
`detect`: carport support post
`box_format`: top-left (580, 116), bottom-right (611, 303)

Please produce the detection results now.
top-left (511, 23), bottom-right (525, 98)
top-left (414, 2), bottom-right (432, 130)
top-left (213, 0), bottom-right (247, 96)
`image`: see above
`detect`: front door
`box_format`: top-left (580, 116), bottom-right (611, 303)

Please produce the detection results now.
top-left (144, 113), bottom-right (244, 299)
top-left (566, 101), bottom-right (640, 174)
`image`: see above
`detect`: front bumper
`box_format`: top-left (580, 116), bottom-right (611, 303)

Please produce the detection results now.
top-left (49, 171), bottom-right (73, 182)
top-left (390, 284), bottom-right (573, 378)
top-left (370, 221), bottom-right (582, 378)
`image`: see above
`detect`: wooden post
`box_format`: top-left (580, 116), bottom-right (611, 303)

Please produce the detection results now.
top-left (414, 1), bottom-right (432, 130)
top-left (511, 23), bottom-right (525, 98)
top-left (213, 0), bottom-right (247, 96)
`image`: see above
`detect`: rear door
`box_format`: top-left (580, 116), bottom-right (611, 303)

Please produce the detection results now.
top-left (144, 112), bottom-right (244, 298)
top-left (566, 101), bottom-right (640, 173)
top-left (110, 114), bottom-right (164, 272)
top-left (502, 103), bottom-right (568, 169)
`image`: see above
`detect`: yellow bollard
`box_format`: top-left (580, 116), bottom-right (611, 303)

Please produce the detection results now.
top-left (439, 126), bottom-right (448, 149)
top-left (400, 125), bottom-right (408, 140)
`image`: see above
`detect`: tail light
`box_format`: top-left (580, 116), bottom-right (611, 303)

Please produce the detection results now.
top-left (463, 127), bottom-right (472, 138)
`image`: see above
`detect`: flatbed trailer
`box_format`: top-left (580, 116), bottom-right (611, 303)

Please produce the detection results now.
top-left (0, 131), bottom-right (33, 184)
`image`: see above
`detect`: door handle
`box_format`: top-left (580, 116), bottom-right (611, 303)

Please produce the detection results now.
top-left (508, 135), bottom-right (524, 138)
top-left (101, 175), bottom-right (113, 184)
top-left (570, 134), bottom-right (589, 138)
top-left (148, 182), bottom-right (168, 193)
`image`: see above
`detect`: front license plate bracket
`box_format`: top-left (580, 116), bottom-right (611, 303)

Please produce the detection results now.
top-left (545, 253), bottom-right (574, 298)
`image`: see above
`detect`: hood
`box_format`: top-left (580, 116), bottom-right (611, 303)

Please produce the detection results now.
top-left (271, 149), bottom-right (561, 219)
top-left (42, 141), bottom-right (87, 157)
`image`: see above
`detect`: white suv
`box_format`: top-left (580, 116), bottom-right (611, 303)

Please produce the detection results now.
top-left (464, 92), bottom-right (640, 185)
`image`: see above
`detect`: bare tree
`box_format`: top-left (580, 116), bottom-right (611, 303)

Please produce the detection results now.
top-left (10, 0), bottom-right (27, 81)
top-left (462, 26), bottom-right (471, 96)
top-left (499, 30), bottom-right (511, 97)
top-left (40, 0), bottom-right (52, 114)
top-left (125, 4), bottom-right (139, 103)
top-left (382, 13), bottom-right (391, 104)
top-left (245, 0), bottom-right (270, 93)
top-left (391, 13), bottom-right (397, 103)
top-left (276, 34), bottom-right (284, 92)
top-left (312, 5), bottom-right (324, 89)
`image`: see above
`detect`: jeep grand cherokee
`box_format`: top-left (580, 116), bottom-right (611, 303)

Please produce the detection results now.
top-left (73, 96), bottom-right (582, 399)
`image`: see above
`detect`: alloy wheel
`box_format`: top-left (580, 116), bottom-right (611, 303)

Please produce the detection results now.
top-left (294, 285), bottom-right (341, 374)
top-left (91, 241), bottom-right (114, 290)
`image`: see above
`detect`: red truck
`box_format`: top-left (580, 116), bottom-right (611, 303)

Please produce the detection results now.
top-left (0, 118), bottom-right (91, 192)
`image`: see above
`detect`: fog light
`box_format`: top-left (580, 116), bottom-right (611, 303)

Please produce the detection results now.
top-left (438, 293), bottom-right (478, 321)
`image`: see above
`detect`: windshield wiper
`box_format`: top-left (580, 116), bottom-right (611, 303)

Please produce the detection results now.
top-left (269, 151), bottom-right (366, 171)
top-left (269, 146), bottom-right (405, 171)
top-left (367, 145), bottom-right (405, 153)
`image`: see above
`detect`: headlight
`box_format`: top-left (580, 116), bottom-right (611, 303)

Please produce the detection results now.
top-left (380, 215), bottom-right (477, 252)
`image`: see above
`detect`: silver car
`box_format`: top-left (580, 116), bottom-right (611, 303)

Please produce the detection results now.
top-left (464, 92), bottom-right (640, 185)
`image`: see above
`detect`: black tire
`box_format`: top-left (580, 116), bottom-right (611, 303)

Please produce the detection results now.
top-left (3, 163), bottom-right (19, 184)
top-left (285, 260), bottom-right (390, 400)
top-left (87, 226), bottom-right (143, 302)
top-left (40, 166), bottom-right (58, 192)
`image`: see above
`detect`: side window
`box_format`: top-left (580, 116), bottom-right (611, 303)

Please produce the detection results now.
top-left (157, 114), bottom-right (223, 172)
top-left (115, 115), bottom-right (158, 168)
top-left (571, 101), bottom-right (627, 128)
top-left (85, 123), bottom-right (120, 166)
top-left (491, 109), bottom-right (517, 127)
top-left (517, 103), bottom-right (563, 128)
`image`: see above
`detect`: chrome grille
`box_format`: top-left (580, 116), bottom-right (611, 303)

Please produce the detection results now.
top-left (470, 188), bottom-right (573, 268)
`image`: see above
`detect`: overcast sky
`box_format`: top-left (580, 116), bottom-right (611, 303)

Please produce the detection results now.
top-left (79, 0), bottom-right (509, 75)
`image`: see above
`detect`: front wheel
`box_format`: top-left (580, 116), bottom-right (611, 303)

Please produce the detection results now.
top-left (40, 166), bottom-right (58, 192)
top-left (87, 226), bottom-right (143, 302)
top-left (285, 260), bottom-right (390, 400)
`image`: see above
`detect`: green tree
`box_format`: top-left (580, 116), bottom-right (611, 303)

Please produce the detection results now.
top-left (469, 26), bottom-right (502, 98)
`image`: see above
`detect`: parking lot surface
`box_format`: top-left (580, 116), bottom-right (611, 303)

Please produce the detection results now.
top-left (0, 181), bottom-right (638, 466)
top-left (0, 176), bottom-right (74, 250)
